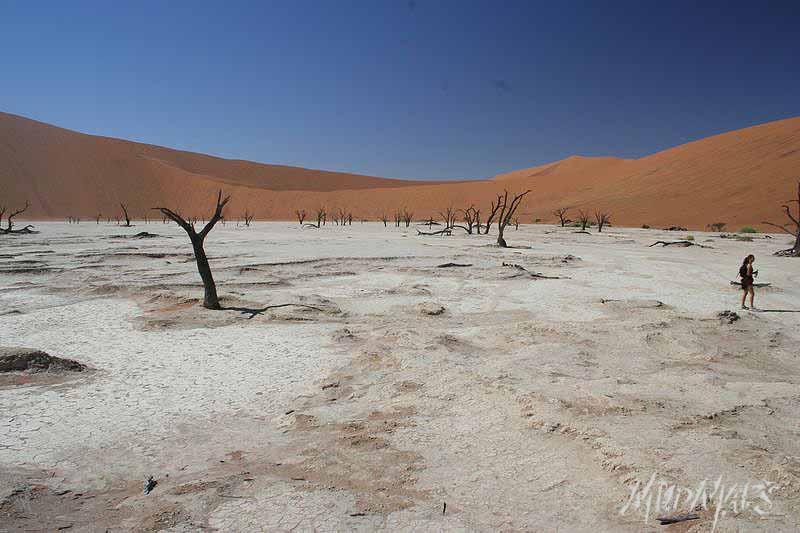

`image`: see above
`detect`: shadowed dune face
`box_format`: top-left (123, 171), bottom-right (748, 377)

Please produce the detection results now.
top-left (1, 111), bottom-right (799, 229)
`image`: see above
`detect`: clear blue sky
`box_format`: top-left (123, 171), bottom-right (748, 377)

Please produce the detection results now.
top-left (2, 0), bottom-right (798, 180)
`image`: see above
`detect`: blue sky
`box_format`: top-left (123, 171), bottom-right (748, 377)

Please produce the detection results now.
top-left (2, 0), bottom-right (799, 179)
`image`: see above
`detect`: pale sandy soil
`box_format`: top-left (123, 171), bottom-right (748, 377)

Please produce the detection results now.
top-left (1, 222), bottom-right (799, 531)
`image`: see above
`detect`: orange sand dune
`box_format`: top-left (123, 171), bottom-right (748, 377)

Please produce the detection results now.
top-left (1, 111), bottom-right (799, 229)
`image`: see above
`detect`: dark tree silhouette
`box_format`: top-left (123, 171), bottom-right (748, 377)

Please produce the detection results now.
top-left (577, 210), bottom-right (590, 231)
top-left (482, 195), bottom-right (504, 235)
top-left (495, 190), bottom-right (531, 247)
top-left (154, 190), bottom-right (231, 309)
top-left (708, 222), bottom-right (726, 232)
top-left (594, 211), bottom-right (611, 232)
top-left (439, 206), bottom-right (457, 229)
top-left (242, 209), bottom-right (254, 227)
top-left (762, 180), bottom-right (800, 256)
top-left (1, 201), bottom-right (36, 234)
top-left (402, 209), bottom-right (413, 227)
top-left (553, 207), bottom-right (570, 227)
top-left (295, 209), bottom-right (307, 225)
top-left (120, 203), bottom-right (132, 227)
top-left (95, 213), bottom-right (102, 224)
top-left (379, 212), bottom-right (389, 227)
top-left (453, 205), bottom-right (480, 234)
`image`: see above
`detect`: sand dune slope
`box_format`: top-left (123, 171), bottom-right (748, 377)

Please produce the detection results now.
top-left (1, 111), bottom-right (799, 229)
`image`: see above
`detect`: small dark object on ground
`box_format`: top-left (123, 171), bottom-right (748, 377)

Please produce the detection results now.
top-left (656, 513), bottom-right (699, 525)
top-left (132, 232), bottom-right (159, 239)
top-left (443, 502), bottom-right (447, 515)
top-left (717, 310), bottom-right (740, 323)
top-left (144, 476), bottom-right (157, 495)
top-left (664, 226), bottom-right (688, 231)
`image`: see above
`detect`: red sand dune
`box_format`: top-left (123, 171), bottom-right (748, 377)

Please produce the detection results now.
top-left (1, 111), bottom-right (799, 229)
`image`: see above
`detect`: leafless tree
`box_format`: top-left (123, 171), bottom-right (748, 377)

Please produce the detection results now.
top-left (402, 209), bottom-right (413, 228)
top-left (577, 210), bottom-right (590, 231)
top-left (762, 180), bottom-right (800, 256)
top-left (553, 207), bottom-right (570, 227)
top-left (0, 201), bottom-right (36, 234)
top-left (154, 190), bottom-right (231, 309)
top-left (439, 206), bottom-right (457, 229)
top-left (242, 209), bottom-right (254, 227)
top-left (483, 194), bottom-right (504, 235)
top-left (513, 216), bottom-right (520, 230)
top-left (295, 209), bottom-right (307, 225)
top-left (347, 213), bottom-right (353, 225)
top-left (707, 222), bottom-right (726, 232)
top-left (95, 213), bottom-right (102, 224)
top-left (594, 211), bottom-right (611, 232)
top-left (379, 212), bottom-right (389, 227)
top-left (394, 210), bottom-right (402, 227)
top-left (495, 190), bottom-right (531, 247)
top-left (313, 207), bottom-right (326, 228)
top-left (120, 203), bottom-right (132, 227)
top-left (453, 205), bottom-right (480, 234)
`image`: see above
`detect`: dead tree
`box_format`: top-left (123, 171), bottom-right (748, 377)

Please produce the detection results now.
top-left (95, 213), bottom-right (102, 224)
top-left (242, 209), bottom-right (254, 227)
top-left (594, 211), bottom-right (611, 232)
top-left (120, 203), bottom-right (132, 227)
top-left (295, 209), bottom-right (307, 225)
top-left (347, 213), bottom-right (353, 225)
top-left (402, 209), bottom-right (413, 228)
top-left (495, 190), bottom-right (531, 247)
top-left (454, 205), bottom-right (480, 234)
top-left (483, 195), bottom-right (504, 235)
top-left (439, 207), bottom-right (457, 229)
top-left (553, 207), bottom-right (570, 227)
top-left (513, 217), bottom-right (520, 230)
top-left (315, 207), bottom-right (326, 228)
top-left (154, 190), bottom-right (231, 309)
top-left (707, 222), bottom-right (726, 232)
top-left (577, 210), bottom-right (590, 231)
top-left (762, 180), bottom-right (800, 256)
top-left (379, 212), bottom-right (389, 227)
top-left (1, 201), bottom-right (34, 234)
top-left (394, 210), bottom-right (402, 227)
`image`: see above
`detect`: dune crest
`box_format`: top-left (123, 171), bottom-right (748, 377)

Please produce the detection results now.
top-left (1, 111), bottom-right (799, 229)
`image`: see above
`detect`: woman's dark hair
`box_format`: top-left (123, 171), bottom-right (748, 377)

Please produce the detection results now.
top-left (742, 254), bottom-right (755, 266)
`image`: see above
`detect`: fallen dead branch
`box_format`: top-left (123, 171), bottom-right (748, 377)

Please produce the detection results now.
top-left (436, 262), bottom-right (472, 268)
top-left (225, 303), bottom-right (325, 319)
top-left (501, 262), bottom-right (567, 279)
top-left (417, 228), bottom-right (452, 236)
top-left (649, 240), bottom-right (711, 248)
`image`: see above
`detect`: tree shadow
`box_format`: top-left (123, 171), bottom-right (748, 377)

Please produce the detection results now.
top-left (223, 303), bottom-right (323, 319)
top-left (757, 309), bottom-right (800, 313)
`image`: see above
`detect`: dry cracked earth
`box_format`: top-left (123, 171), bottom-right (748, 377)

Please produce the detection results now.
top-left (1, 222), bottom-right (799, 531)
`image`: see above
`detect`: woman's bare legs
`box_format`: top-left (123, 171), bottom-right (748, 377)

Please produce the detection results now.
top-left (749, 287), bottom-right (755, 309)
top-left (741, 289), bottom-right (749, 309)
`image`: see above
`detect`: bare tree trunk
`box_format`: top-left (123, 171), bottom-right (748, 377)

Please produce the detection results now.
top-left (154, 190), bottom-right (231, 310)
top-left (120, 203), bottom-right (131, 227)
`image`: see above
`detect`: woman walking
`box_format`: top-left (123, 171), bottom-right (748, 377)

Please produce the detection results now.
top-left (738, 254), bottom-right (758, 310)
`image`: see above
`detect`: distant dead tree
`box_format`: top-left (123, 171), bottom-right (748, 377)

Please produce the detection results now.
top-left (242, 209), bottom-right (254, 227)
top-left (594, 211), bottom-right (611, 232)
top-left (553, 207), bottom-right (570, 227)
top-left (120, 203), bottom-right (132, 227)
top-left (347, 213), bottom-right (353, 225)
top-left (577, 210), bottom-right (590, 231)
top-left (154, 190), bottom-right (231, 309)
top-left (379, 212), bottom-right (389, 227)
top-left (394, 210), bottom-right (402, 227)
top-left (762, 180), bottom-right (800, 256)
top-left (439, 206), bottom-right (457, 229)
top-left (707, 222), bottom-right (726, 232)
top-left (95, 213), bottom-right (102, 224)
top-left (402, 209), bottom-right (413, 227)
top-left (483, 194), bottom-right (504, 235)
top-left (315, 207), bottom-right (326, 228)
top-left (513, 216), bottom-right (520, 230)
top-left (295, 209), bottom-right (307, 225)
top-left (0, 201), bottom-right (36, 234)
top-left (454, 205), bottom-right (480, 234)
top-left (495, 190), bottom-right (531, 247)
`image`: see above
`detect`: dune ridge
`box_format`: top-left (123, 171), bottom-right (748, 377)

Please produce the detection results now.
top-left (1, 111), bottom-right (799, 229)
